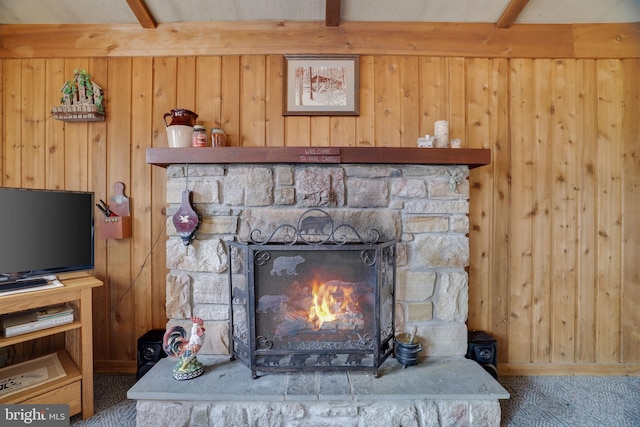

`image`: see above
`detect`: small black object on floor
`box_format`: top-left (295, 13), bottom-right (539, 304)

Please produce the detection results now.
top-left (136, 329), bottom-right (167, 379)
top-left (466, 329), bottom-right (498, 379)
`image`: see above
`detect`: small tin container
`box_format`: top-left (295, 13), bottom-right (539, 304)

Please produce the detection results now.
top-left (192, 125), bottom-right (207, 147)
top-left (394, 333), bottom-right (423, 368)
top-left (211, 128), bottom-right (226, 147)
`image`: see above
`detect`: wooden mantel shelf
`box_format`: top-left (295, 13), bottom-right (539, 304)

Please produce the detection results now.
top-left (146, 147), bottom-right (491, 169)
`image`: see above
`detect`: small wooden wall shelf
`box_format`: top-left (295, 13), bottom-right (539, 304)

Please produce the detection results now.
top-left (102, 216), bottom-right (132, 239)
top-left (146, 147), bottom-right (491, 169)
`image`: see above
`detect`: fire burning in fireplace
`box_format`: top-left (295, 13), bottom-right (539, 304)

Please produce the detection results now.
top-left (229, 209), bottom-right (396, 378)
top-left (257, 274), bottom-right (370, 339)
top-left (308, 279), bottom-right (359, 330)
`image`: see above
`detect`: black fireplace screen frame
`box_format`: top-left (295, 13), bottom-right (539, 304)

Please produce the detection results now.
top-left (228, 209), bottom-right (395, 378)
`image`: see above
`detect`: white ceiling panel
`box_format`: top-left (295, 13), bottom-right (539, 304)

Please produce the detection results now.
top-left (0, 0), bottom-right (137, 24)
top-left (341, 0), bottom-right (507, 23)
top-left (144, 0), bottom-right (326, 22)
top-left (0, 0), bottom-right (638, 25)
top-left (518, 0), bottom-right (640, 23)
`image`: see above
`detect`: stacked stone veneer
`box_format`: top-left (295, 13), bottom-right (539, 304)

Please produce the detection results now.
top-left (164, 163), bottom-right (470, 358)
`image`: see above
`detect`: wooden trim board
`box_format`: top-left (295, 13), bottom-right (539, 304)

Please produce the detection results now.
top-left (146, 147), bottom-right (491, 169)
top-left (499, 362), bottom-right (640, 376)
top-left (0, 22), bottom-right (638, 59)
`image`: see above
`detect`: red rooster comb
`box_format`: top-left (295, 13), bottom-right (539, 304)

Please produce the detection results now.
top-left (191, 316), bottom-right (204, 326)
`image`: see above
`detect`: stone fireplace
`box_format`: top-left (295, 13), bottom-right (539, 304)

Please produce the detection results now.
top-left (129, 148), bottom-right (508, 427)
top-left (228, 209), bottom-right (396, 377)
top-left (164, 162), bottom-right (471, 360)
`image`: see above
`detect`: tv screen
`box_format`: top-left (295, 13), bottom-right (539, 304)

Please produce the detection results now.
top-left (0, 187), bottom-right (94, 285)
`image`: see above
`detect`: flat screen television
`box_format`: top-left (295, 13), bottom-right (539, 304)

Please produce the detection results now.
top-left (0, 187), bottom-right (94, 289)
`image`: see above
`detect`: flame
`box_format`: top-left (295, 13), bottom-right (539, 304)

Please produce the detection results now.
top-left (307, 279), bottom-right (357, 330)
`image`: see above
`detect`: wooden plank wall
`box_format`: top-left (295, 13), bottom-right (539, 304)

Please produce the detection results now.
top-left (1, 55), bottom-right (638, 374)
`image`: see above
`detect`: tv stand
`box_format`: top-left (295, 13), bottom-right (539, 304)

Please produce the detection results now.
top-left (0, 272), bottom-right (102, 419)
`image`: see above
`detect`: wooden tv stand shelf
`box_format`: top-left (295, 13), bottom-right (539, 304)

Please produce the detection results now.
top-left (0, 273), bottom-right (102, 419)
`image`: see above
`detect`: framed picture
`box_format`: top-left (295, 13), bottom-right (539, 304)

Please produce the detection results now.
top-left (284, 55), bottom-right (359, 116)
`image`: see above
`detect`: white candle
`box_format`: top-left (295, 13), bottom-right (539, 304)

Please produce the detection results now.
top-left (434, 120), bottom-right (449, 148)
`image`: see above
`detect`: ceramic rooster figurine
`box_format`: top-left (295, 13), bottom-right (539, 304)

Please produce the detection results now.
top-left (163, 317), bottom-right (206, 380)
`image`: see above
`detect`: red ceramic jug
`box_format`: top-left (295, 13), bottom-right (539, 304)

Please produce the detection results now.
top-left (163, 109), bottom-right (198, 127)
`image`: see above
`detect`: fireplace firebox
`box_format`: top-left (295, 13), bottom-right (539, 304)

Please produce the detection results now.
top-left (228, 209), bottom-right (396, 378)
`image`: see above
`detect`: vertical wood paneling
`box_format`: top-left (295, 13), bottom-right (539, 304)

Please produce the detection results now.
top-left (531, 59), bottom-right (553, 362)
top-left (150, 57), bottom-right (176, 333)
top-left (195, 56), bottom-right (222, 133)
top-left (330, 117), bottom-right (355, 146)
top-left (622, 58), bottom-right (640, 363)
top-left (468, 59), bottom-right (511, 362)
top-left (596, 59), bottom-right (623, 363)
top-left (447, 58), bottom-right (466, 143)
top-left (88, 58), bottom-right (109, 362)
top-left (375, 56), bottom-right (401, 147)
top-left (508, 58), bottom-right (535, 362)
top-left (266, 55), bottom-right (285, 147)
top-left (488, 58), bottom-right (511, 360)
top-left (419, 57), bottom-right (446, 137)
top-left (356, 56), bottom-right (375, 147)
top-left (21, 59), bottom-right (46, 189)
top-left (310, 116), bottom-right (331, 147)
top-left (400, 57), bottom-right (420, 147)
top-left (221, 56), bottom-right (240, 147)
top-left (575, 59), bottom-right (598, 363)
top-left (467, 58), bottom-right (510, 366)
top-left (3, 59), bottom-right (22, 186)
top-left (106, 57), bottom-right (134, 361)
top-left (240, 56), bottom-right (266, 147)
top-left (45, 59), bottom-right (66, 189)
top-left (131, 57), bottom-right (154, 338)
top-left (550, 59), bottom-right (578, 362)
top-left (176, 57), bottom-right (196, 111)
top-left (86, 58), bottom-right (108, 212)
top-left (284, 116), bottom-right (310, 147)
top-left (467, 58), bottom-right (492, 329)
top-left (1, 54), bottom-right (638, 372)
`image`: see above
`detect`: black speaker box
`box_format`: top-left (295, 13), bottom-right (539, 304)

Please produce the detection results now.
top-left (137, 329), bottom-right (167, 379)
top-left (466, 330), bottom-right (498, 379)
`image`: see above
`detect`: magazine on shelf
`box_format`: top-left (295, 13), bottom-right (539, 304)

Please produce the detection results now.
top-left (35, 303), bottom-right (74, 320)
top-left (2, 303), bottom-right (75, 337)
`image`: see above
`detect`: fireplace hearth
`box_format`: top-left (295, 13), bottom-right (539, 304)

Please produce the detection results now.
top-left (229, 209), bottom-right (395, 378)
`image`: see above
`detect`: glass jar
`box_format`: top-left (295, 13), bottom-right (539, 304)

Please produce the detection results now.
top-left (211, 128), bottom-right (226, 147)
top-left (192, 125), bottom-right (207, 147)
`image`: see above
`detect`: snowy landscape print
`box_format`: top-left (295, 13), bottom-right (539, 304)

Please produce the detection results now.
top-left (284, 55), bottom-right (359, 115)
top-left (293, 65), bottom-right (347, 107)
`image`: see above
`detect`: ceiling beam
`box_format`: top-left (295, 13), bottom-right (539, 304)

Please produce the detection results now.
top-left (325, 0), bottom-right (341, 27)
top-left (125, 0), bottom-right (157, 29)
top-left (496, 0), bottom-right (530, 29)
top-left (2, 22), bottom-right (638, 59)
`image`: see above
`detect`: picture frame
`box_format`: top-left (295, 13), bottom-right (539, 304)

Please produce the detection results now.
top-left (283, 55), bottom-right (359, 116)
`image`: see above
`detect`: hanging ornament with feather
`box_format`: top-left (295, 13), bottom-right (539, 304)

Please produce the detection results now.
top-left (172, 165), bottom-right (200, 245)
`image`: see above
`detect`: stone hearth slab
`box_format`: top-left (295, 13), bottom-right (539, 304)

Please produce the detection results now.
top-left (128, 356), bottom-right (508, 426)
